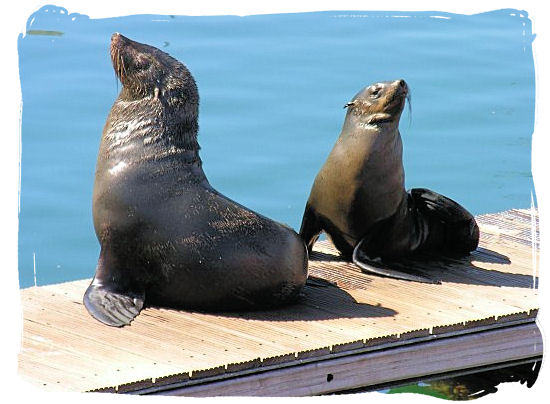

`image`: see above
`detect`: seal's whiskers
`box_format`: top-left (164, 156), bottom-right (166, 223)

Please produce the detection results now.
top-left (119, 52), bottom-right (126, 82)
top-left (406, 91), bottom-right (412, 128)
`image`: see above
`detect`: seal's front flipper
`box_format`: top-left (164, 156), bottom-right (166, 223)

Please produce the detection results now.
top-left (299, 204), bottom-right (323, 254)
top-left (352, 239), bottom-right (438, 284)
top-left (83, 281), bottom-right (144, 327)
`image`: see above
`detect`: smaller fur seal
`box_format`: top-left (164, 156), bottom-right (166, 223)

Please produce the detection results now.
top-left (300, 79), bottom-right (479, 283)
top-left (84, 33), bottom-right (308, 327)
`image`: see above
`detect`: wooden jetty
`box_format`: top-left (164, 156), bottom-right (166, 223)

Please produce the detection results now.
top-left (18, 209), bottom-right (542, 395)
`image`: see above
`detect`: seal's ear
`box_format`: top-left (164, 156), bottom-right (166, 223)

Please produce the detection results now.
top-left (344, 101), bottom-right (356, 109)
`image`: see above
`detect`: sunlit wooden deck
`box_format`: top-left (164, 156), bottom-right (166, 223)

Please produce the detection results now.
top-left (18, 209), bottom-right (541, 395)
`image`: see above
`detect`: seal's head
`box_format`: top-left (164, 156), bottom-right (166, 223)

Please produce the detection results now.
top-left (110, 33), bottom-right (197, 102)
top-left (344, 79), bottom-right (409, 125)
top-left (108, 33), bottom-right (199, 150)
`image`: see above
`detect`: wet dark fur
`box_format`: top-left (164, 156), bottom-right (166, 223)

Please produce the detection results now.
top-left (84, 34), bottom-right (308, 326)
top-left (300, 80), bottom-right (479, 283)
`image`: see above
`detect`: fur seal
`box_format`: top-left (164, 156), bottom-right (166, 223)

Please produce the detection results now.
top-left (299, 79), bottom-right (479, 283)
top-left (84, 33), bottom-right (308, 327)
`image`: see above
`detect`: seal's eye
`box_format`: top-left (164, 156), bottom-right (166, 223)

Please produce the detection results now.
top-left (371, 87), bottom-right (381, 97)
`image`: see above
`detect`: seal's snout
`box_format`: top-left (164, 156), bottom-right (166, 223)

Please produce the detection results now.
top-left (110, 33), bottom-right (140, 84)
top-left (394, 79), bottom-right (408, 95)
top-left (111, 32), bottom-right (120, 44)
top-left (111, 32), bottom-right (130, 47)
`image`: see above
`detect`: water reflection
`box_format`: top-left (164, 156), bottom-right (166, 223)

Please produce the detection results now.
top-left (332, 360), bottom-right (541, 399)
top-left (385, 361), bottom-right (541, 400)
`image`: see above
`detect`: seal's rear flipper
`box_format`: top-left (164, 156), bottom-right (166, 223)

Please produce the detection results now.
top-left (410, 188), bottom-right (479, 254)
top-left (352, 239), bottom-right (439, 284)
top-left (83, 282), bottom-right (144, 327)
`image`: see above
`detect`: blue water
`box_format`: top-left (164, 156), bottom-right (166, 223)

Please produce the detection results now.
top-left (17, 6), bottom-right (535, 288)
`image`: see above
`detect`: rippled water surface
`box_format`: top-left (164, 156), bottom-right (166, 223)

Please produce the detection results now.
top-left (18, 6), bottom-right (535, 288)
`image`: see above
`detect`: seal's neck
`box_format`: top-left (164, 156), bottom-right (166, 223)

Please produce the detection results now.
top-left (103, 97), bottom-right (202, 165)
top-left (341, 114), bottom-right (401, 149)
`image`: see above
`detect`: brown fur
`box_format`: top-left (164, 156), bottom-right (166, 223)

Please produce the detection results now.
top-left (300, 79), bottom-right (478, 283)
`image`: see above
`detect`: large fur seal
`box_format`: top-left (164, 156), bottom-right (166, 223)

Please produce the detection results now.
top-left (300, 79), bottom-right (479, 283)
top-left (84, 33), bottom-right (308, 327)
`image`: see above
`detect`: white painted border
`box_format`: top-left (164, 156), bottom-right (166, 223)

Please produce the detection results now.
top-left (4, 2), bottom-right (548, 404)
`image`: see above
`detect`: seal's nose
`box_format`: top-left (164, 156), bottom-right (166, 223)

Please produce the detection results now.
top-left (394, 79), bottom-right (408, 94)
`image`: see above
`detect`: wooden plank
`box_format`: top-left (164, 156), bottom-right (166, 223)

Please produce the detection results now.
top-left (157, 323), bottom-right (542, 397)
top-left (17, 209), bottom-right (541, 393)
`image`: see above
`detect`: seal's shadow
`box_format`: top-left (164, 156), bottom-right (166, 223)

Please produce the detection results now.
top-left (309, 251), bottom-right (342, 262)
top-left (310, 246), bottom-right (537, 289)
top-left (155, 246), bottom-right (534, 322)
top-left (219, 279), bottom-right (396, 322)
